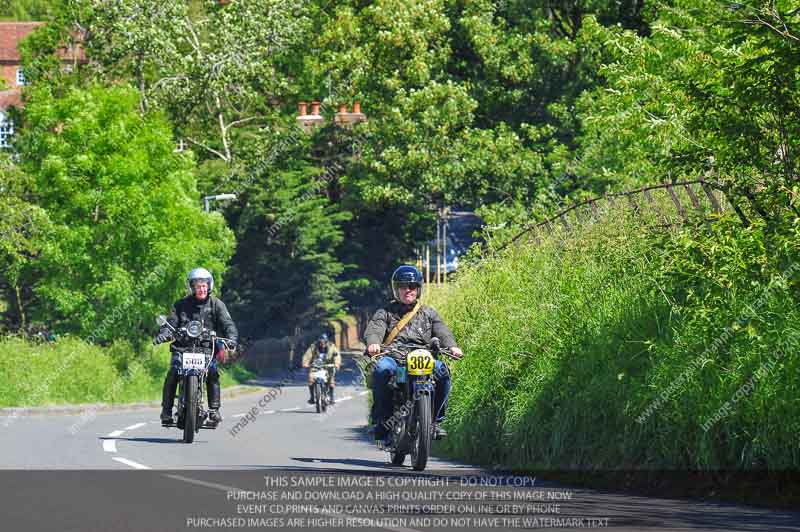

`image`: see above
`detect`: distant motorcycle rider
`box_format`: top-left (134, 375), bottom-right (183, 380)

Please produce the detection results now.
top-left (365, 265), bottom-right (463, 443)
top-left (302, 334), bottom-right (341, 404)
top-left (154, 268), bottom-right (238, 425)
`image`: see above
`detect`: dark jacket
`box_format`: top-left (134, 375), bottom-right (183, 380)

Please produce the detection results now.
top-left (364, 301), bottom-right (457, 355)
top-left (161, 295), bottom-right (238, 349)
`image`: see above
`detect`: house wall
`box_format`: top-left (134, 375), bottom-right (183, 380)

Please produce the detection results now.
top-left (0, 65), bottom-right (23, 89)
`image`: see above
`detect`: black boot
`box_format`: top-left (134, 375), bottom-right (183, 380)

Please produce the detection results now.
top-left (308, 384), bottom-right (315, 404)
top-left (161, 370), bottom-right (179, 425)
top-left (329, 387), bottom-right (335, 404)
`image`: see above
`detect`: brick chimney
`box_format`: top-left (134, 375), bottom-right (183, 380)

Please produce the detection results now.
top-left (335, 102), bottom-right (367, 127)
top-left (297, 99), bottom-right (324, 133)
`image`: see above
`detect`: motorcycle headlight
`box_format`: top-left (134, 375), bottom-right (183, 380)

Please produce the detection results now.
top-left (186, 320), bottom-right (202, 338)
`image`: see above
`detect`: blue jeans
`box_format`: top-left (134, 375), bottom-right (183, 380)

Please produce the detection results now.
top-left (372, 356), bottom-right (451, 426)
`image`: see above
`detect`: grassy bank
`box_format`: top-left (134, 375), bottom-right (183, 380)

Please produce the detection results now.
top-left (0, 337), bottom-right (256, 407)
top-left (430, 206), bottom-right (800, 474)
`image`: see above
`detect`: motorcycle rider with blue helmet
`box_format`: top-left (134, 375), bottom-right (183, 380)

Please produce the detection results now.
top-left (364, 265), bottom-right (463, 443)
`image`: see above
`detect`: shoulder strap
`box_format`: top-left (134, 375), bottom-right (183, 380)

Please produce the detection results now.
top-left (383, 301), bottom-right (421, 346)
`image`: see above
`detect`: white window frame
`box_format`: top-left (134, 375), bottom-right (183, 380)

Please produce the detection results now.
top-left (16, 68), bottom-right (26, 86)
top-left (0, 112), bottom-right (14, 148)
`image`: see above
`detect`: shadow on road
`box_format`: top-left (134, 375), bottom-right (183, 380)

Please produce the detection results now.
top-left (291, 456), bottom-right (404, 470)
top-left (101, 436), bottom-right (190, 445)
top-left (340, 425), bottom-right (375, 444)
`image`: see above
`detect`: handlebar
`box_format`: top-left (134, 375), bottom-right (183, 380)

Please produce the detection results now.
top-left (369, 347), bottom-right (461, 360)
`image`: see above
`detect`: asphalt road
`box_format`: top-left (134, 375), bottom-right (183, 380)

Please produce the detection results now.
top-left (1, 355), bottom-right (798, 532)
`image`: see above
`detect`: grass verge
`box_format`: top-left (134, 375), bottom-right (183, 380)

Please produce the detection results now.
top-left (0, 337), bottom-right (256, 407)
top-left (428, 204), bottom-right (800, 505)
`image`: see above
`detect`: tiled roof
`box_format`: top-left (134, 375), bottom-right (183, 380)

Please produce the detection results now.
top-left (0, 22), bottom-right (45, 61)
top-left (0, 22), bottom-right (86, 62)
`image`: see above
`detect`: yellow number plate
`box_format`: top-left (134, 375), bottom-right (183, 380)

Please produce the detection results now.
top-left (407, 349), bottom-right (435, 376)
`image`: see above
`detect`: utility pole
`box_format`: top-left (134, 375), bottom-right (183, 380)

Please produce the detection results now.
top-left (442, 208), bottom-right (448, 285)
top-left (425, 245), bottom-right (430, 286)
top-left (435, 212), bottom-right (441, 286)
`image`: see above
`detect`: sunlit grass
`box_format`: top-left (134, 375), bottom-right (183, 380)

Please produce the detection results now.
top-left (0, 337), bottom-right (256, 407)
top-left (430, 205), bottom-right (800, 470)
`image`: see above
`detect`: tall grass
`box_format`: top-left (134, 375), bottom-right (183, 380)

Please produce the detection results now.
top-left (0, 337), bottom-right (255, 407)
top-left (430, 206), bottom-right (800, 471)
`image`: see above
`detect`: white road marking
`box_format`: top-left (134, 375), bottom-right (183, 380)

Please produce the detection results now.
top-left (124, 423), bottom-right (147, 431)
top-left (112, 457), bottom-right (151, 470)
top-left (102, 429), bottom-right (125, 453)
top-left (338, 396), bottom-right (353, 402)
top-left (165, 474), bottom-right (242, 492)
top-left (232, 413), bottom-right (246, 418)
top-left (261, 410), bottom-right (276, 415)
top-left (359, 390), bottom-right (370, 396)
top-left (282, 407), bottom-right (300, 412)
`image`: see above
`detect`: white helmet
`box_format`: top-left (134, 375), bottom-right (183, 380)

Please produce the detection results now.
top-left (186, 267), bottom-right (214, 295)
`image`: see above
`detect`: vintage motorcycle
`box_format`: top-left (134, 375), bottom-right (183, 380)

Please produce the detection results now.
top-left (376, 338), bottom-right (454, 471)
top-left (310, 359), bottom-right (337, 413)
top-left (156, 315), bottom-right (234, 443)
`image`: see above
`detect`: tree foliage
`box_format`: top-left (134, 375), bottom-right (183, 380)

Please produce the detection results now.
top-left (9, 0), bottom-right (800, 340)
top-left (8, 84), bottom-right (234, 343)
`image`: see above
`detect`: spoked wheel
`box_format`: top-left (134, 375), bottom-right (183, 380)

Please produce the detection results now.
top-left (183, 375), bottom-right (198, 443)
top-left (411, 394), bottom-right (432, 471)
top-left (314, 382), bottom-right (323, 413)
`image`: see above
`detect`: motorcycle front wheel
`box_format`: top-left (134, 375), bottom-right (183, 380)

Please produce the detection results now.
top-left (183, 375), bottom-right (198, 443)
top-left (411, 394), bottom-right (432, 471)
top-left (314, 381), bottom-right (323, 414)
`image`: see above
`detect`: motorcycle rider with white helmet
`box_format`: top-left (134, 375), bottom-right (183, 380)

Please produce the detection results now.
top-left (154, 268), bottom-right (238, 425)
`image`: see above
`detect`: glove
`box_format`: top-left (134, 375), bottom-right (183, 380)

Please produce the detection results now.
top-left (153, 332), bottom-right (173, 345)
top-left (215, 340), bottom-right (237, 364)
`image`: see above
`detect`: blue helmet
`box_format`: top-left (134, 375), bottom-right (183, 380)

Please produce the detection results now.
top-left (391, 265), bottom-right (423, 301)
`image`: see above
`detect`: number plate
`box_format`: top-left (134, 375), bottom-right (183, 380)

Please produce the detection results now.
top-left (407, 349), bottom-right (435, 376)
top-left (182, 352), bottom-right (206, 371)
top-left (312, 369), bottom-right (328, 381)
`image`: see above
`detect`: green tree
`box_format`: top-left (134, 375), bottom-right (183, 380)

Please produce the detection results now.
top-left (574, 0), bottom-right (800, 215)
top-left (222, 132), bottom-right (352, 336)
top-left (13, 84), bottom-right (234, 344)
top-left (0, 0), bottom-right (55, 21)
top-left (0, 156), bottom-right (52, 332)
